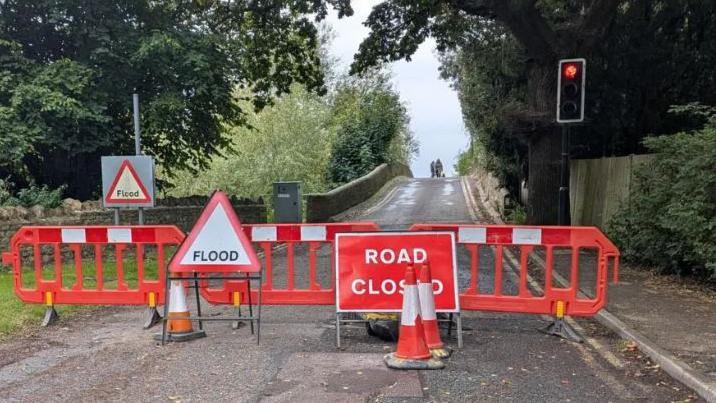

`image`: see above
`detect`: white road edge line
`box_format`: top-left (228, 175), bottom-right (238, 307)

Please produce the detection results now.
top-left (459, 176), bottom-right (479, 222)
top-left (465, 175), bottom-right (716, 402)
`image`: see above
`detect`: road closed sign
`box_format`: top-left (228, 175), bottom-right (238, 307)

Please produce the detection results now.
top-left (335, 232), bottom-right (459, 313)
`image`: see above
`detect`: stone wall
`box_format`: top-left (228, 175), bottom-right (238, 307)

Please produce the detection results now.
top-left (0, 196), bottom-right (267, 255)
top-left (305, 163), bottom-right (413, 222)
top-left (472, 167), bottom-right (510, 218)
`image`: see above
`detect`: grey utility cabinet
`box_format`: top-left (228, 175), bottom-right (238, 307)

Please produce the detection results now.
top-left (273, 182), bottom-right (302, 223)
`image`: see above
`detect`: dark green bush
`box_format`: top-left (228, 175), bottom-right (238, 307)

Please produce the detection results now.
top-left (0, 179), bottom-right (65, 208)
top-left (609, 124), bottom-right (716, 280)
top-left (327, 74), bottom-right (414, 186)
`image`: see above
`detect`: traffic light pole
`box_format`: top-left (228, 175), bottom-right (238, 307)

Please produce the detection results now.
top-left (558, 125), bottom-right (570, 225)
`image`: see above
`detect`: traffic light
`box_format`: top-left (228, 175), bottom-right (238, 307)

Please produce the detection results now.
top-left (556, 58), bottom-right (586, 123)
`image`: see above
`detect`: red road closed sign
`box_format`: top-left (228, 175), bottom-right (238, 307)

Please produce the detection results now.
top-left (335, 232), bottom-right (459, 313)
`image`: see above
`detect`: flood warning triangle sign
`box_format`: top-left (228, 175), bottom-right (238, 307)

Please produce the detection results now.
top-left (105, 160), bottom-right (151, 204)
top-left (169, 191), bottom-right (260, 273)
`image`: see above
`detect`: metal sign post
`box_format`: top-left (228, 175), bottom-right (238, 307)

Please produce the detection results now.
top-left (133, 93), bottom-right (144, 225)
top-left (558, 125), bottom-right (571, 225)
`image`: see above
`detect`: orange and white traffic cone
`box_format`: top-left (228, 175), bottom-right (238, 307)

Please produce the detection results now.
top-left (419, 264), bottom-right (452, 358)
top-left (155, 280), bottom-right (206, 343)
top-left (384, 266), bottom-right (444, 370)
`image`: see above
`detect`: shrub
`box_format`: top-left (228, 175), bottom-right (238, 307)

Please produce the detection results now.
top-left (0, 179), bottom-right (11, 205)
top-left (608, 124), bottom-right (716, 280)
top-left (327, 73), bottom-right (415, 185)
top-left (0, 179), bottom-right (65, 208)
top-left (504, 203), bottom-right (527, 225)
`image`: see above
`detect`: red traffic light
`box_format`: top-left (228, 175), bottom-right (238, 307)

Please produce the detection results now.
top-left (557, 58), bottom-right (585, 123)
top-left (563, 63), bottom-right (578, 80)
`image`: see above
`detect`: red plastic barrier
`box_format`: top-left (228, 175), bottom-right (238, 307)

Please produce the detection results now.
top-left (1, 226), bottom-right (185, 306)
top-left (409, 224), bottom-right (619, 317)
top-left (200, 222), bottom-right (380, 305)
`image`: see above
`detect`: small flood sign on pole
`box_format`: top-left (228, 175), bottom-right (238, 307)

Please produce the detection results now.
top-left (101, 156), bottom-right (155, 210)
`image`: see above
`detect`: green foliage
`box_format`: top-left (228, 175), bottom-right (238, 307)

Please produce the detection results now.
top-left (0, 178), bottom-right (65, 208)
top-left (340, 0), bottom-right (716, 223)
top-left (166, 70), bottom-right (416, 205)
top-left (328, 73), bottom-right (415, 185)
top-left (11, 184), bottom-right (65, 208)
top-left (438, 22), bottom-right (528, 196)
top-left (166, 84), bottom-right (336, 199)
top-left (609, 116), bottom-right (716, 279)
top-left (0, 0), bottom-right (333, 199)
top-left (505, 204), bottom-right (527, 225)
top-left (0, 179), bottom-right (11, 204)
top-left (454, 148), bottom-right (474, 177)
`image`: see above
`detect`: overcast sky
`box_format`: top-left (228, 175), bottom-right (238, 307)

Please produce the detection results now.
top-left (325, 2), bottom-right (468, 178)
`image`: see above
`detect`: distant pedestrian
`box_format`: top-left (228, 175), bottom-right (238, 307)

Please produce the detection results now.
top-left (435, 159), bottom-right (443, 178)
top-left (430, 160), bottom-right (436, 178)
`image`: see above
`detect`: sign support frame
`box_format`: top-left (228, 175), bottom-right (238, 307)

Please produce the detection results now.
top-left (159, 268), bottom-right (263, 345)
top-left (160, 190), bottom-right (264, 344)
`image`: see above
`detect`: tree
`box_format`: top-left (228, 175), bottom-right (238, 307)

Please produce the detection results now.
top-left (0, 0), bottom-right (332, 199)
top-left (438, 22), bottom-right (529, 198)
top-left (331, 0), bottom-right (625, 223)
top-left (439, 0), bottom-right (716, 223)
top-left (328, 72), bottom-right (416, 185)
top-left (167, 84), bottom-right (336, 199)
top-left (332, 0), bottom-right (716, 223)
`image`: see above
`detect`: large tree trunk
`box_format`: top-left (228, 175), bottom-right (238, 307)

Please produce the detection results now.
top-left (527, 126), bottom-right (562, 224)
top-left (519, 58), bottom-right (564, 225)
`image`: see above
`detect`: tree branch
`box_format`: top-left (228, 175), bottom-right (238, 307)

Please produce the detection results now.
top-left (449, 0), bottom-right (495, 17)
top-left (577, 0), bottom-right (622, 51)
top-left (451, 0), bottom-right (559, 62)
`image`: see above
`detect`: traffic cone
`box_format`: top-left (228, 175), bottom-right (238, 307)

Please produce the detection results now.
top-left (418, 264), bottom-right (452, 358)
top-left (384, 266), bottom-right (444, 370)
top-left (155, 280), bottom-right (206, 342)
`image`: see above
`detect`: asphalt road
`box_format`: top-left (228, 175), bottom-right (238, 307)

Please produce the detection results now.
top-left (0, 177), bottom-right (698, 402)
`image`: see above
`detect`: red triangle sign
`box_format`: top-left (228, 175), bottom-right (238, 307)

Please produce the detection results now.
top-left (169, 191), bottom-right (261, 273)
top-left (105, 160), bottom-right (151, 204)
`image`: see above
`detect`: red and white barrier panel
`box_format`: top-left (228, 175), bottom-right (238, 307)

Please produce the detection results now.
top-left (244, 223), bottom-right (379, 242)
top-left (26, 226), bottom-right (181, 244)
top-left (1, 225), bottom-right (185, 306)
top-left (202, 222), bottom-right (381, 306)
top-left (409, 224), bottom-right (620, 317)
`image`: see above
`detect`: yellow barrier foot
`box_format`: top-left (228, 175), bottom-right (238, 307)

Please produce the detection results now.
top-left (41, 306), bottom-right (59, 327)
top-left (143, 307), bottom-right (162, 329)
top-left (542, 318), bottom-right (583, 343)
top-left (383, 353), bottom-right (445, 370)
top-left (430, 347), bottom-right (452, 359)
